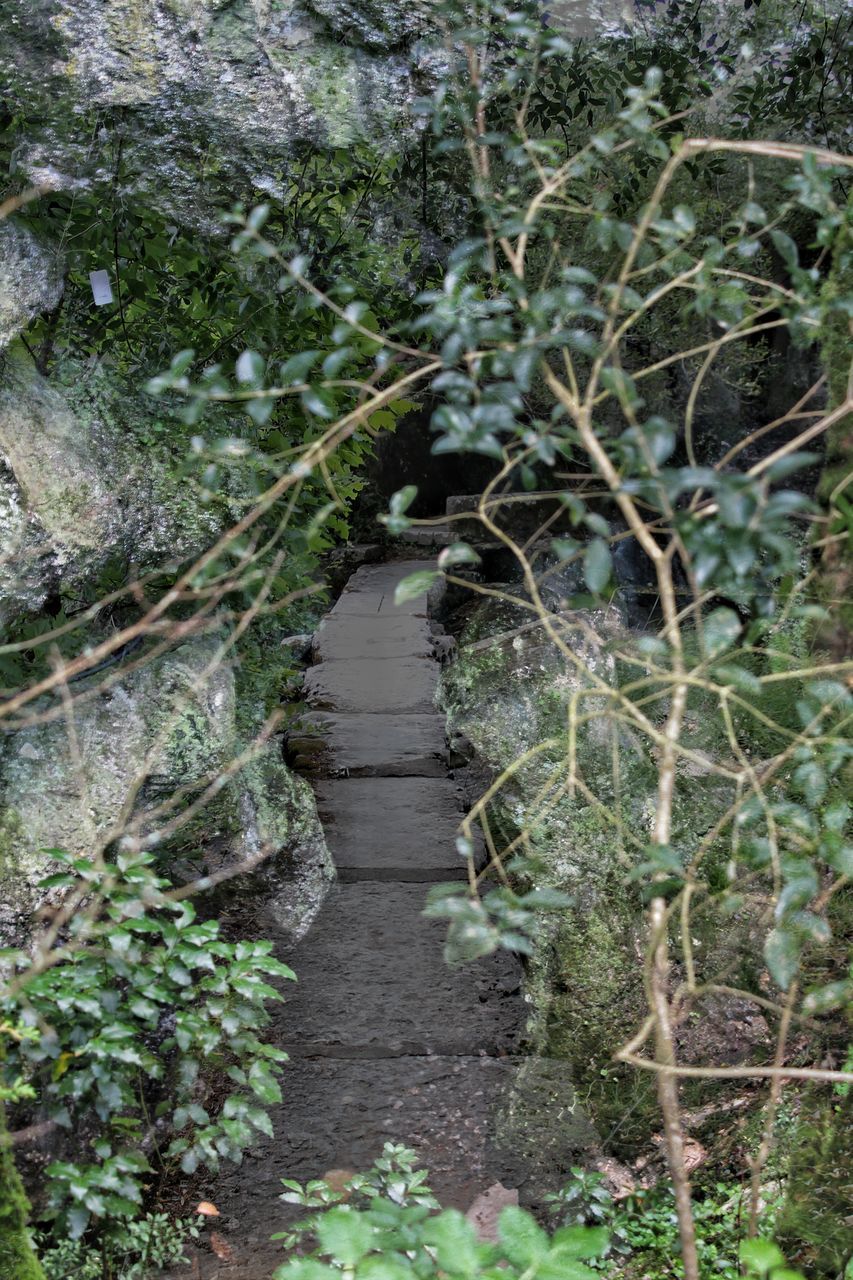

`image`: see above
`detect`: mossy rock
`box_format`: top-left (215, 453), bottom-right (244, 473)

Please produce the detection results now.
top-left (0, 1108), bottom-right (45, 1280)
top-left (777, 1090), bottom-right (853, 1277)
top-left (0, 221), bottom-right (63, 352)
top-left (0, 635), bottom-right (333, 950)
top-left (441, 596), bottom-right (773, 1163)
top-left (0, 353), bottom-right (229, 626)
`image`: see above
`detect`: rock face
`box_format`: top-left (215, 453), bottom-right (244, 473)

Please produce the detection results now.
top-left (0, 637), bottom-right (333, 950)
top-left (0, 354), bottom-right (224, 624)
top-left (0, 222), bottom-right (64, 351)
top-left (439, 588), bottom-right (738, 1157)
top-left (0, 0), bottom-right (442, 230)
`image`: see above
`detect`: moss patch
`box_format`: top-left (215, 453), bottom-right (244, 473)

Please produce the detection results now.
top-left (0, 1107), bottom-right (45, 1280)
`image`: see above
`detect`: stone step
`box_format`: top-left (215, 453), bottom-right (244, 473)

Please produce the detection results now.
top-left (304, 657), bottom-right (438, 715)
top-left (186, 1055), bottom-right (520, 1278)
top-left (275, 882), bottom-right (522, 1057)
top-left (291, 712), bottom-right (447, 777)
top-left (398, 524), bottom-right (453, 547)
top-left (329, 560), bottom-right (435, 618)
top-left (313, 612), bottom-right (435, 663)
top-left (312, 777), bottom-right (480, 881)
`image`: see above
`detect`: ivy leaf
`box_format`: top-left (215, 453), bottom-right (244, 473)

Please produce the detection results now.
top-left (704, 607), bottom-right (742, 658)
top-left (394, 571), bottom-right (439, 605)
top-left (438, 542), bottom-right (481, 569)
top-left (764, 926), bottom-right (801, 990)
top-left (583, 538), bottom-right (612, 593)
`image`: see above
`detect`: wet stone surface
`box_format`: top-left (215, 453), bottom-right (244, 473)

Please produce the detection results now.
top-left (177, 560), bottom-right (526, 1279)
top-left (303, 656), bottom-right (438, 714)
top-left (274, 881), bottom-right (522, 1058)
top-left (291, 711), bottom-right (448, 776)
top-left (312, 776), bottom-right (482, 881)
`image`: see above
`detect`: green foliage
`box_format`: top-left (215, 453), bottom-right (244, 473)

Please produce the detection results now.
top-left (545, 1170), bottom-right (800, 1280)
top-left (274, 1200), bottom-right (608, 1280)
top-left (38, 1212), bottom-right (199, 1280)
top-left (0, 1104), bottom-right (46, 1280)
top-left (424, 883), bottom-right (572, 964)
top-left (2, 850), bottom-right (293, 1237)
top-left (270, 1151), bottom-right (804, 1280)
top-left (275, 1145), bottom-right (440, 1254)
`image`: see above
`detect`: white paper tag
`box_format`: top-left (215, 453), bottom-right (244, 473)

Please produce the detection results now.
top-left (89, 270), bottom-right (114, 306)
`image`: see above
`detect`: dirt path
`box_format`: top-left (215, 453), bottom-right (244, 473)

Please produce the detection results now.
top-left (189, 560), bottom-right (524, 1277)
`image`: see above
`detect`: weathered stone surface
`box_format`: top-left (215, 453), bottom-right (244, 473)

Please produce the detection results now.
top-left (275, 882), bottom-right (522, 1056)
top-left (0, 0), bottom-right (443, 233)
top-left (306, 0), bottom-right (433, 47)
top-left (0, 355), bottom-right (228, 624)
top-left (0, 221), bottom-right (64, 351)
top-left (312, 776), bottom-right (478, 880)
top-left (304, 656), bottom-right (438, 713)
top-left (295, 711), bottom-right (447, 776)
top-left (329, 561), bottom-right (433, 617)
top-left (313, 612), bottom-right (434, 662)
top-left (0, 638), bottom-right (332, 948)
top-left (168, 558), bottom-right (530, 1275)
top-left (183, 1055), bottom-right (521, 1279)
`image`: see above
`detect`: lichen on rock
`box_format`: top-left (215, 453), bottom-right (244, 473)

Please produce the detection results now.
top-left (0, 636), bottom-right (333, 951)
top-left (0, 0), bottom-right (435, 231)
top-left (0, 222), bottom-right (64, 353)
top-left (0, 353), bottom-right (225, 625)
top-left (440, 588), bottom-right (740, 1157)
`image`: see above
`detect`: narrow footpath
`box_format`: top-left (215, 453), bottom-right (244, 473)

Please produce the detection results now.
top-left (197, 560), bottom-right (524, 1277)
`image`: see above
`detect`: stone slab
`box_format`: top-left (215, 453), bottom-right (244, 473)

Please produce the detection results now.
top-left (312, 777), bottom-right (480, 880)
top-left (330, 560), bottom-right (436, 618)
top-left (313, 612), bottom-right (435, 662)
top-left (275, 882), bottom-right (523, 1057)
top-left (294, 712), bottom-right (447, 777)
top-left (304, 657), bottom-right (438, 714)
top-left (183, 1055), bottom-right (520, 1279)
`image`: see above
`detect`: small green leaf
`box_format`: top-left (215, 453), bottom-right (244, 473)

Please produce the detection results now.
top-left (499, 1205), bottom-right (549, 1266)
top-left (67, 1206), bottom-right (90, 1239)
top-left (390, 485), bottom-right (418, 515)
top-left (739, 1238), bottom-right (786, 1275)
top-left (764, 926), bottom-right (801, 991)
top-left (438, 542), bottom-right (481, 569)
top-left (769, 230), bottom-right (799, 271)
top-left (280, 351), bottom-right (320, 385)
top-left (422, 1210), bottom-right (481, 1272)
top-left (357, 1258), bottom-right (410, 1280)
top-left (317, 1208), bottom-right (374, 1266)
top-left (704, 607), bottom-right (742, 658)
top-left (236, 350), bottom-right (264, 385)
top-left (583, 538), bottom-right (612, 593)
top-left (713, 664), bottom-right (762, 696)
top-left (551, 1224), bottom-right (610, 1260)
top-left (394, 571), bottom-right (439, 605)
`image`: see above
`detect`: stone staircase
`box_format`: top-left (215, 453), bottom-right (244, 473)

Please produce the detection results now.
top-left (191, 560), bottom-right (524, 1277)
